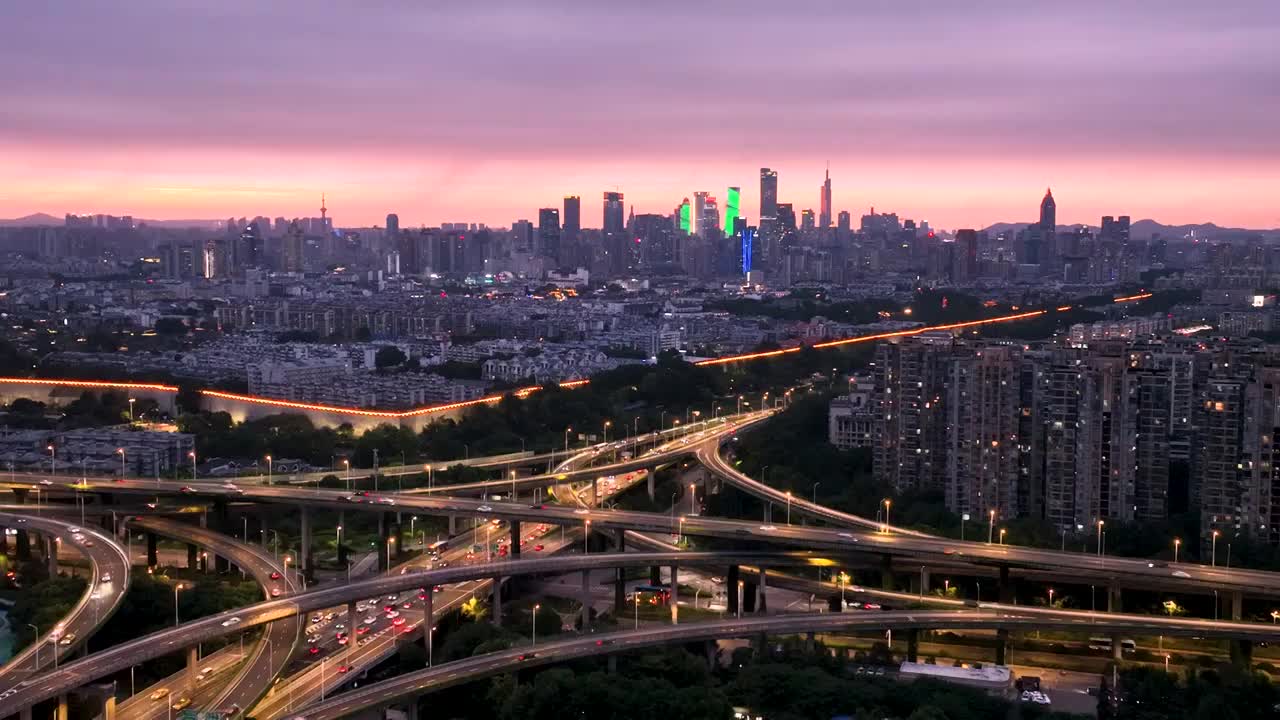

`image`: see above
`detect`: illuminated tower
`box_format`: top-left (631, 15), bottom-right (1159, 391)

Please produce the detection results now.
top-left (1039, 188), bottom-right (1055, 231)
top-left (319, 193), bottom-right (330, 233)
top-left (759, 168), bottom-right (778, 269)
top-left (678, 199), bottom-right (691, 233)
top-left (723, 187), bottom-right (741, 236)
top-left (819, 167), bottom-right (832, 228)
top-left (692, 192), bottom-right (709, 236)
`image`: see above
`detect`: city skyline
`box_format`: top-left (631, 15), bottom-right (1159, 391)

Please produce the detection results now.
top-left (3, 2), bottom-right (1278, 229)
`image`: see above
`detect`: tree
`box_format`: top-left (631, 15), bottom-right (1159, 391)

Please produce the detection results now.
top-left (154, 317), bottom-right (188, 335)
top-left (460, 596), bottom-right (489, 623)
top-left (375, 345), bottom-right (407, 369)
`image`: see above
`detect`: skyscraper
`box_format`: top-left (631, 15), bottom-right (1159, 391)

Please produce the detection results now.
top-left (1039, 188), bottom-right (1056, 232)
top-left (282, 220), bottom-right (304, 272)
top-left (819, 167), bottom-right (832, 229)
top-left (678, 199), bottom-right (691, 234)
top-left (692, 192), bottom-right (709, 236)
top-left (723, 187), bottom-right (741, 236)
top-left (759, 168), bottom-right (778, 220)
top-left (538, 208), bottom-right (561, 262)
top-left (562, 196), bottom-right (581, 264)
top-left (602, 192), bottom-right (624, 234)
top-left (386, 213), bottom-right (399, 240)
top-left (759, 169), bottom-right (778, 269)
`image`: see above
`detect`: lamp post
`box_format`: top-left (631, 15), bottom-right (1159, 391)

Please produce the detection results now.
top-left (812, 482), bottom-right (820, 505)
top-left (189, 450), bottom-right (197, 481)
top-left (603, 421), bottom-right (611, 443)
top-left (584, 520), bottom-right (591, 555)
top-left (882, 498), bottom-right (891, 533)
top-left (837, 571), bottom-right (850, 609)
top-left (987, 510), bottom-right (995, 544)
top-left (634, 593), bottom-right (641, 629)
top-left (999, 528), bottom-right (1007, 545)
top-left (47, 444), bottom-right (55, 476)
top-left (1211, 530), bottom-right (1219, 566)
top-left (173, 583), bottom-right (186, 626)
top-left (564, 427), bottom-right (572, 453)
top-left (343, 459), bottom-right (351, 491)
top-left (128, 397), bottom-right (136, 422)
top-left (1174, 538), bottom-right (1181, 563)
top-left (532, 603), bottom-right (540, 646)
top-left (265, 455), bottom-right (273, 486)
top-left (1048, 588), bottom-right (1054, 607)
top-left (689, 483), bottom-right (697, 516)
top-left (387, 536), bottom-right (395, 569)
top-left (117, 447), bottom-right (126, 477)
top-left (786, 492), bottom-right (793, 526)
top-left (510, 470), bottom-right (517, 501)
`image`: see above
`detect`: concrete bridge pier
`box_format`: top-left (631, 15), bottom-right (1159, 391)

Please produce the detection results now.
top-left (995, 628), bottom-right (1010, 665)
top-left (670, 565), bottom-right (679, 624)
top-left (997, 566), bottom-right (1013, 604)
top-left (492, 578), bottom-right (503, 626)
top-left (727, 565), bottom-right (741, 616)
top-left (1107, 585), bottom-right (1122, 613)
top-left (146, 532), bottom-right (158, 567)
top-left (757, 567), bottom-right (768, 613)
top-left (647, 472), bottom-right (655, 501)
top-left (448, 515), bottom-right (457, 536)
top-left (880, 554), bottom-right (895, 592)
top-left (423, 588), bottom-right (434, 665)
top-left (12, 488), bottom-right (27, 504)
top-left (186, 645), bottom-right (199, 688)
top-left (102, 694), bottom-right (117, 720)
top-left (299, 506), bottom-right (312, 579)
top-left (16, 528), bottom-right (29, 560)
top-left (187, 543), bottom-right (198, 569)
top-left (580, 570), bottom-right (591, 629)
top-left (649, 566), bottom-right (662, 585)
top-left (44, 536), bottom-right (57, 576)
top-left (0, 524), bottom-right (7, 554)
top-left (1231, 591), bottom-right (1243, 621)
top-left (510, 521), bottom-right (521, 559)
top-left (607, 654), bottom-right (617, 674)
top-left (55, 694), bottom-right (68, 720)
top-left (906, 629), bottom-right (920, 663)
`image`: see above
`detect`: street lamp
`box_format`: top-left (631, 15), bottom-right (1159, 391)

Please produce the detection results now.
top-left (117, 447), bottom-right (126, 477)
top-left (634, 593), bottom-right (641, 629)
top-left (1211, 530), bottom-right (1219, 566)
top-left (533, 603), bottom-right (541, 646)
top-left (128, 397), bottom-right (136, 422)
top-left (584, 519), bottom-right (591, 554)
top-left (1173, 538), bottom-right (1181, 563)
top-left (265, 455), bottom-right (273, 486)
top-left (881, 498), bottom-right (891, 533)
top-left (689, 483), bottom-right (697, 516)
top-left (837, 571), bottom-right (850, 609)
top-left (1096, 520), bottom-right (1105, 557)
top-left (999, 528), bottom-right (1007, 545)
top-left (510, 470), bottom-right (517, 501)
top-left (173, 583), bottom-right (186, 626)
top-left (812, 482), bottom-right (820, 505)
top-left (1047, 588), bottom-right (1054, 607)
top-left (387, 536), bottom-right (395, 569)
top-left (564, 427), bottom-right (572, 453)
top-left (987, 510), bottom-right (995, 544)
top-left (1271, 610), bottom-right (1278, 625)
top-left (343, 459), bottom-right (351, 491)
top-left (603, 420), bottom-right (612, 443)
top-left (46, 444), bottom-right (55, 476)
top-left (189, 450), bottom-right (197, 481)
top-left (786, 492), bottom-right (793, 526)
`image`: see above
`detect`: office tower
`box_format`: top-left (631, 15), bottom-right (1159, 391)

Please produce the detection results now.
top-left (537, 208), bottom-right (561, 263)
top-left (282, 220), bottom-right (304, 272)
top-left (800, 209), bottom-right (815, 232)
top-left (386, 213), bottom-right (400, 240)
top-left (837, 211), bottom-right (851, 233)
top-left (739, 226), bottom-right (755, 274)
top-left (512, 219), bottom-right (534, 254)
top-left (692, 192), bottom-right (709, 236)
top-left (560, 195), bottom-right (581, 265)
top-left (1039, 188), bottom-right (1055, 231)
top-left (723, 187), bottom-right (741, 236)
top-left (699, 196), bottom-right (721, 241)
top-left (955, 229), bottom-right (978, 281)
top-left (632, 214), bottom-right (676, 267)
top-left (274, 217), bottom-right (289, 234)
top-left (776, 203), bottom-right (797, 250)
top-left (202, 238), bottom-right (226, 279)
top-left (1100, 215), bottom-right (1130, 246)
top-left (819, 167), bottom-right (832, 228)
top-left (602, 192), bottom-right (624, 234)
top-left (759, 168), bottom-right (779, 270)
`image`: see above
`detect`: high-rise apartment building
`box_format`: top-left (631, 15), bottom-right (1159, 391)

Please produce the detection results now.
top-left (562, 196), bottom-right (581, 265)
top-left (537, 208), bottom-right (561, 262)
top-left (602, 192), bottom-right (624, 235)
top-left (282, 220), bottom-right (304, 272)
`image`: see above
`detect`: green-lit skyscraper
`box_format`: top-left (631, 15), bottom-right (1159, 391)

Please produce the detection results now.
top-left (723, 187), bottom-right (740, 235)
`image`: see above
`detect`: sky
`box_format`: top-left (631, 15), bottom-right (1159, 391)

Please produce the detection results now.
top-left (2, 1), bottom-right (1278, 231)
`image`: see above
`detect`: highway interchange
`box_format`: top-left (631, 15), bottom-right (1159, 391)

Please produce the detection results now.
top-left (7, 404), bottom-right (1280, 717)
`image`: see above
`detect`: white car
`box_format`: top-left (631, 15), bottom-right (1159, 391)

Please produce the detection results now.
top-left (477, 505), bottom-right (493, 512)
top-left (100, 573), bottom-right (112, 583)
top-left (364, 615), bottom-right (377, 625)
top-left (220, 617), bottom-right (241, 627)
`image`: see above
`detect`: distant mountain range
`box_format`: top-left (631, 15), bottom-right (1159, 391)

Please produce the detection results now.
top-left (982, 219), bottom-right (1280, 241)
top-left (0, 213), bottom-right (221, 229)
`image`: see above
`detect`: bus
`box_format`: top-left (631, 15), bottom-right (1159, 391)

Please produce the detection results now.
top-left (631, 584), bottom-right (672, 606)
top-left (427, 540), bottom-right (448, 556)
top-left (1088, 637), bottom-right (1136, 653)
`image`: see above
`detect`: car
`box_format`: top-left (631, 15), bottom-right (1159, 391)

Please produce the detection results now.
top-left (477, 505), bottom-right (493, 512)
top-left (100, 573), bottom-right (111, 583)
top-left (171, 698), bottom-right (192, 711)
top-left (386, 594), bottom-right (398, 600)
top-left (337, 664), bottom-right (355, 674)
top-left (392, 617), bottom-right (406, 626)
top-left (146, 502), bottom-right (159, 509)
top-left (385, 610), bottom-right (400, 619)
top-left (336, 636), bottom-right (349, 645)
top-left (401, 601), bottom-right (413, 609)
top-left (324, 612), bottom-right (336, 621)
top-left (356, 603), bottom-right (367, 612)
top-left (270, 588), bottom-right (281, 597)
top-left (354, 490), bottom-right (370, 497)
top-left (433, 585), bottom-right (443, 593)
top-left (195, 673), bottom-right (208, 683)
top-left (39, 479), bottom-right (53, 486)
top-left (356, 626), bottom-right (370, 635)
top-left (594, 639), bottom-right (615, 647)
top-left (1172, 570), bottom-right (1192, 578)
top-left (516, 652), bottom-right (538, 661)
top-left (83, 540), bottom-right (94, 547)
top-left (533, 544), bottom-right (544, 552)
top-left (734, 528), bottom-right (750, 535)
top-left (220, 617), bottom-right (242, 627)
top-left (149, 688), bottom-right (170, 701)
top-left (68, 527), bottom-right (81, 533)
top-left (364, 615), bottom-right (377, 625)
top-left (72, 534), bottom-right (85, 542)
top-left (306, 635), bottom-right (319, 644)
top-left (225, 486), bottom-right (245, 495)
top-left (308, 646), bottom-right (321, 655)
top-left (270, 571), bottom-right (282, 580)
top-left (573, 508), bottom-right (590, 515)
top-left (310, 614), bottom-right (322, 624)
top-left (359, 637), bottom-right (371, 646)
top-left (201, 666), bottom-right (214, 674)
top-left (759, 525), bottom-right (777, 531)
top-left (58, 633), bottom-right (76, 646)
top-left (334, 623), bottom-right (345, 631)
top-left (180, 486), bottom-right (195, 494)
top-left (400, 625), bottom-right (415, 634)
top-left (376, 497), bottom-right (395, 505)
